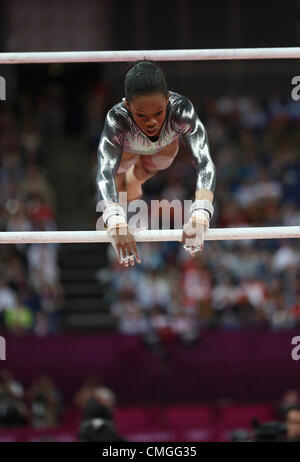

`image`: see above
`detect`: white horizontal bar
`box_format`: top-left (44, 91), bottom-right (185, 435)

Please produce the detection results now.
top-left (0, 227), bottom-right (299, 244)
top-left (1, 48), bottom-right (300, 64)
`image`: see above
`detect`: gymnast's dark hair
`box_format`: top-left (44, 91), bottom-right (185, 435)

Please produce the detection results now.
top-left (124, 60), bottom-right (168, 102)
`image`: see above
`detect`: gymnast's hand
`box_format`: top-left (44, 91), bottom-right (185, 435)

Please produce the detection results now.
top-left (108, 223), bottom-right (141, 267)
top-left (182, 211), bottom-right (209, 257)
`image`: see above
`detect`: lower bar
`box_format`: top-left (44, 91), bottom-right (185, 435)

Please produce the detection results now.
top-left (0, 226), bottom-right (299, 244)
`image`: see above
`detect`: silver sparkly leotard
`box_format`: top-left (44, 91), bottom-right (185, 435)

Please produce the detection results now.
top-left (96, 91), bottom-right (216, 204)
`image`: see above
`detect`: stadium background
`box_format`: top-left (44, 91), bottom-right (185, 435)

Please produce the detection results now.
top-left (0, 0), bottom-right (300, 442)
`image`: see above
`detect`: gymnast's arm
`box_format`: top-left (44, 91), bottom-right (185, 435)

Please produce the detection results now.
top-left (172, 96), bottom-right (216, 206)
top-left (96, 109), bottom-right (124, 206)
top-left (172, 96), bottom-right (216, 254)
top-left (96, 109), bottom-right (140, 267)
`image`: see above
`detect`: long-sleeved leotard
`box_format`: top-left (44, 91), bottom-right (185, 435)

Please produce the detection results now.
top-left (96, 91), bottom-right (216, 205)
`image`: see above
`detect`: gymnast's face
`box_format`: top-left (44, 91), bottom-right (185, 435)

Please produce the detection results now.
top-left (125, 92), bottom-right (170, 137)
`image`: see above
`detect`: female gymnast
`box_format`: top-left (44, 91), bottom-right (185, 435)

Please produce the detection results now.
top-left (96, 61), bottom-right (216, 267)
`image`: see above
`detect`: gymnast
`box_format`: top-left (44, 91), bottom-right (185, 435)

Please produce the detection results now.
top-left (96, 60), bottom-right (216, 266)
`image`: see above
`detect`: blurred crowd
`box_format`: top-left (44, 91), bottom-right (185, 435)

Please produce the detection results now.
top-left (1, 368), bottom-right (300, 442)
top-left (231, 389), bottom-right (300, 442)
top-left (0, 368), bottom-right (116, 431)
top-left (0, 368), bottom-right (122, 441)
top-left (0, 369), bottom-right (62, 428)
top-left (94, 93), bottom-right (300, 341)
top-left (0, 86), bottom-right (64, 336)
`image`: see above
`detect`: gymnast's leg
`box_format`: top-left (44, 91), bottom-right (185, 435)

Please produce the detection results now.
top-left (125, 138), bottom-right (179, 202)
top-left (124, 159), bottom-right (157, 202)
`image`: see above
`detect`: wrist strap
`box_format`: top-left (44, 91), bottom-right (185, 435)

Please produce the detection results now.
top-left (107, 221), bottom-right (128, 236)
top-left (191, 209), bottom-right (210, 225)
top-left (103, 204), bottom-right (126, 226)
top-left (107, 215), bottom-right (127, 229)
top-left (190, 199), bottom-right (214, 220)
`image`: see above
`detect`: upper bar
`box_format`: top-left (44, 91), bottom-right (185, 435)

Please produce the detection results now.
top-left (1, 48), bottom-right (300, 64)
top-left (0, 227), bottom-right (299, 244)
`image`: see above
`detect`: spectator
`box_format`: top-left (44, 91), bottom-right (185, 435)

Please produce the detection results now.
top-left (284, 405), bottom-right (300, 442)
top-left (27, 375), bottom-right (63, 429)
top-left (78, 381), bottom-right (123, 442)
top-left (277, 389), bottom-right (300, 420)
top-left (0, 278), bottom-right (17, 326)
top-left (3, 295), bottom-right (34, 334)
top-left (74, 376), bottom-right (104, 410)
top-left (78, 398), bottom-right (124, 442)
top-left (0, 370), bottom-right (29, 427)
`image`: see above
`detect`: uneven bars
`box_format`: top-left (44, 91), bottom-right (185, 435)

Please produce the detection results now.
top-left (1, 48), bottom-right (300, 64)
top-left (0, 227), bottom-right (299, 244)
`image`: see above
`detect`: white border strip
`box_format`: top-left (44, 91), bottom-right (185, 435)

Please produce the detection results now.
top-left (1, 48), bottom-right (300, 64)
top-left (0, 227), bottom-right (299, 244)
